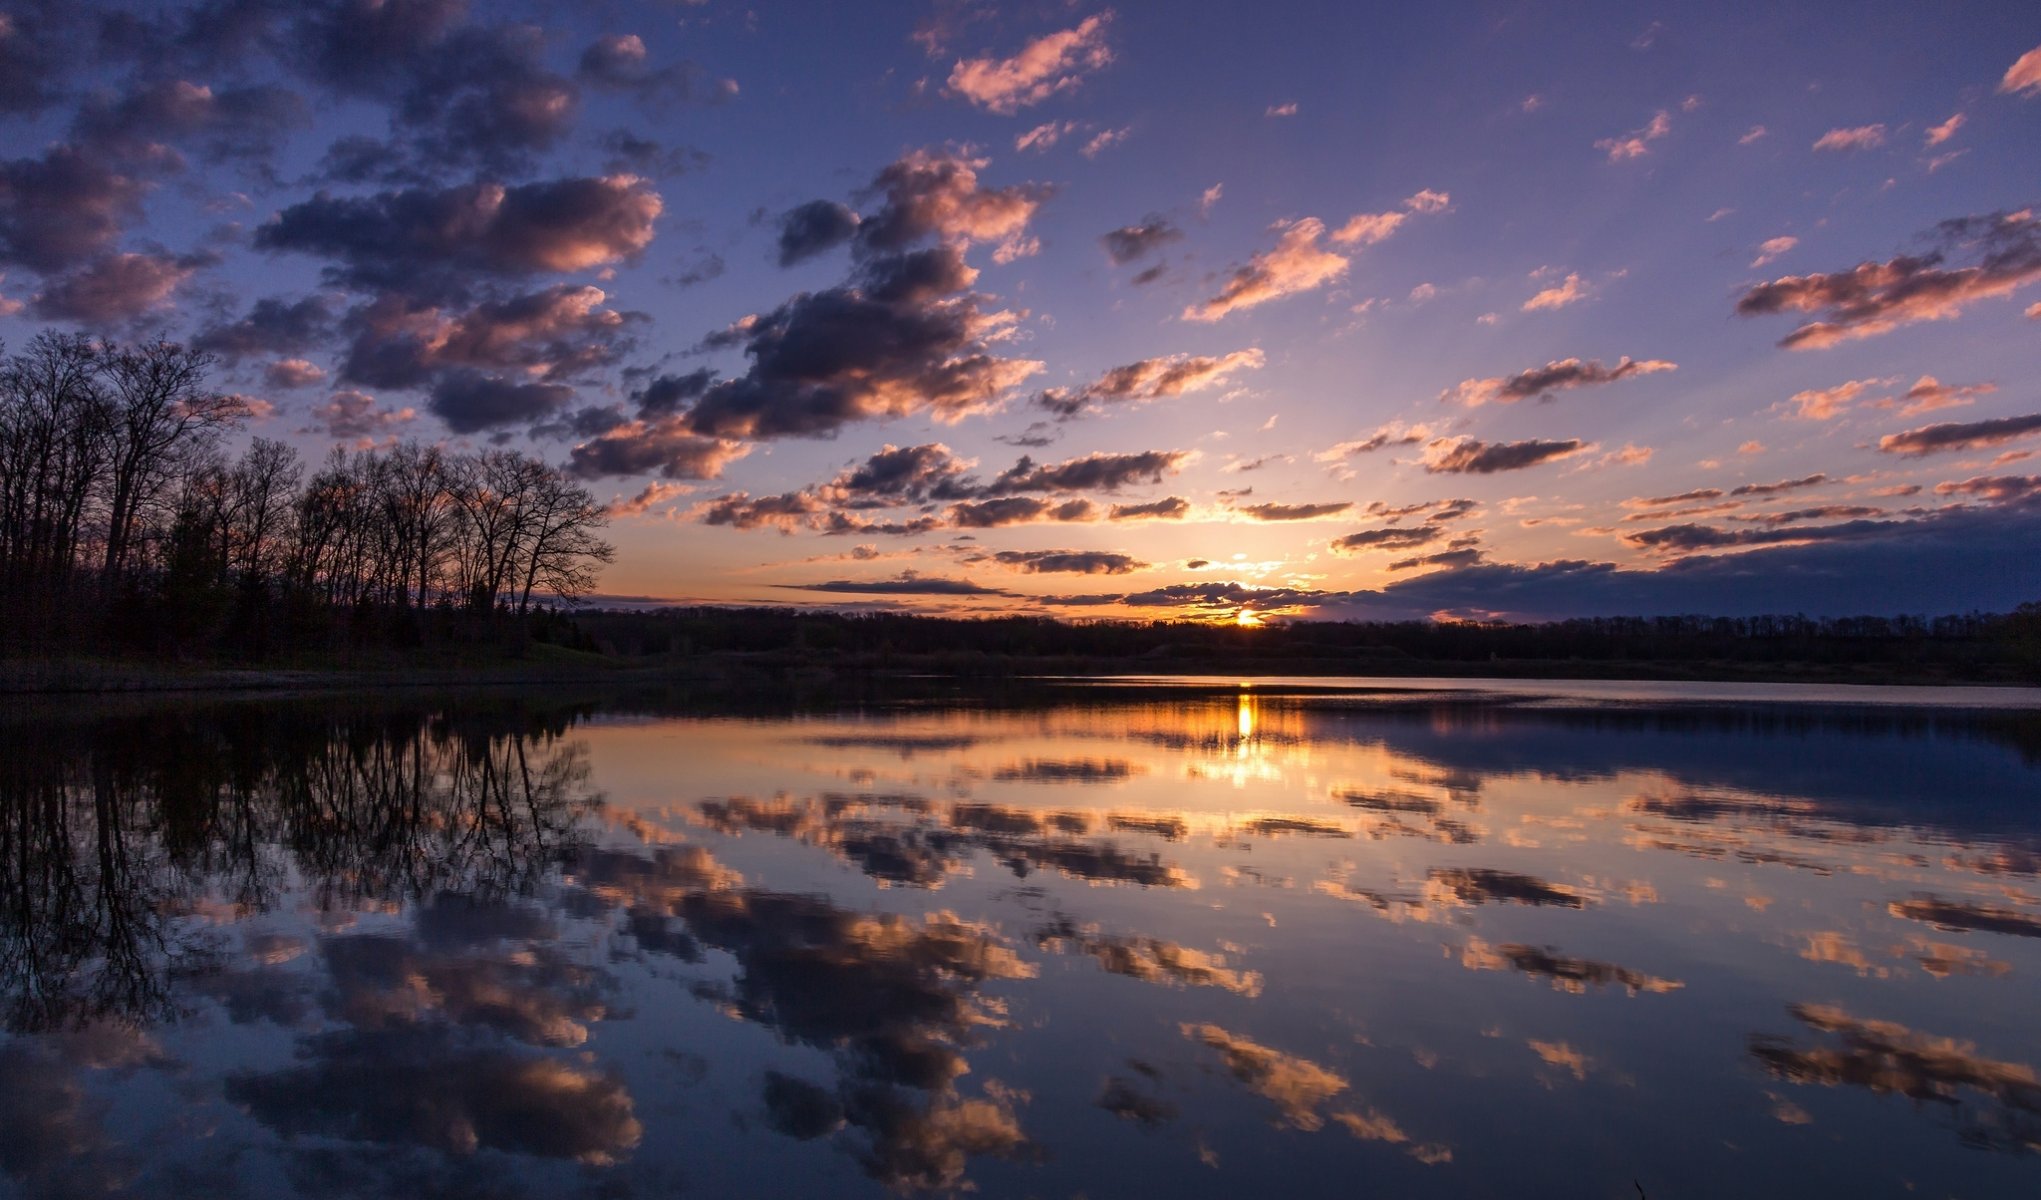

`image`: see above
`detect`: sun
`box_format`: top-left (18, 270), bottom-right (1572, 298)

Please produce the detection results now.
top-left (1235, 608), bottom-right (1264, 628)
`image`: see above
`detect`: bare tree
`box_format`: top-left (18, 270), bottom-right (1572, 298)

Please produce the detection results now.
top-left (96, 341), bottom-right (246, 588)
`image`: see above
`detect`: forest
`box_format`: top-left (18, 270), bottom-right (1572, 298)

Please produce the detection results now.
top-left (0, 332), bottom-right (614, 659)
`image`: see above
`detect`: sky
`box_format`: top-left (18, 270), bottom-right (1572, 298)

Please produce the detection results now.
top-left (2, 0), bottom-right (2040, 622)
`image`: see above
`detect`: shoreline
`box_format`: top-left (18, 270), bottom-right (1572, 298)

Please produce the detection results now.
top-left (5, 650), bottom-right (2036, 698)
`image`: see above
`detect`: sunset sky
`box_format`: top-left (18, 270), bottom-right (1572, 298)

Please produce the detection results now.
top-left (3, 0), bottom-right (2040, 621)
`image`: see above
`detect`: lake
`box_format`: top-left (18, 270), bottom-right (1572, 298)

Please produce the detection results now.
top-left (3, 677), bottom-right (2039, 1198)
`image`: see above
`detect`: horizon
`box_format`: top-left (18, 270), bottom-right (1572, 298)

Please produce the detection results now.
top-left (3, 1), bottom-right (2040, 622)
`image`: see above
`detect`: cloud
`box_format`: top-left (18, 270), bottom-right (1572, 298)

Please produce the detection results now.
top-left (577, 33), bottom-right (733, 108)
top-left (1035, 349), bottom-right (1263, 418)
top-left (1183, 217), bottom-right (1349, 321)
top-left (823, 443), bottom-right (978, 506)
top-left (1626, 487), bottom-right (1725, 508)
top-left (1420, 437), bottom-right (1589, 474)
top-left (948, 497), bottom-right (1097, 528)
top-left (1331, 525), bottom-right (1443, 553)
top-left (1897, 375), bottom-right (1996, 416)
top-left (2004, 44), bottom-right (2041, 96)
top-left (1752, 236), bottom-right (1798, 268)
top-left (1182, 1024), bottom-right (1347, 1130)
top-left (1237, 501), bottom-right (1352, 521)
top-left (341, 284), bottom-right (639, 390)
top-left (31, 251), bottom-right (201, 321)
top-left (1934, 474), bottom-right (2041, 504)
top-left (694, 491), bottom-right (826, 532)
top-left (1734, 211), bottom-right (2041, 348)
top-left (1925, 113), bottom-right (1965, 147)
top-left (0, 146), bottom-right (145, 272)
top-left (1108, 497), bottom-right (1190, 520)
top-left (1522, 272), bottom-right (1589, 311)
top-left (1879, 413), bottom-right (2041, 457)
top-left (681, 248), bottom-right (1041, 439)
top-left (264, 358), bottom-right (327, 389)
top-left (1595, 110), bottom-right (1671, 161)
top-left (779, 572), bottom-right (1010, 596)
top-left (1014, 120), bottom-right (1078, 152)
top-left (1317, 421), bottom-right (1436, 460)
top-left (303, 390), bottom-right (417, 441)
top-left (1442, 356), bottom-right (1675, 406)
top-left (73, 77), bottom-right (307, 165)
top-left (1625, 516), bottom-right (1912, 553)
top-left (1731, 473), bottom-right (1827, 497)
top-left (426, 371), bottom-right (575, 434)
top-left (1100, 216), bottom-right (1181, 265)
top-left (1330, 190), bottom-right (1449, 248)
top-left (1265, 101), bottom-right (1299, 118)
top-left (991, 550), bottom-right (1145, 574)
top-left (258, 174), bottom-right (664, 293)
top-left (1388, 548), bottom-right (1487, 571)
top-left (946, 13), bottom-right (1113, 114)
top-left (567, 417), bottom-right (750, 480)
top-left (1783, 376), bottom-right (1889, 420)
top-left (776, 200), bottom-right (861, 266)
top-left (1812, 124), bottom-right (1886, 151)
top-left (860, 151), bottom-right (1049, 257)
top-left (980, 449), bottom-right (1188, 495)
top-left (1729, 505), bottom-right (1885, 526)
top-left (195, 295), bottom-right (336, 361)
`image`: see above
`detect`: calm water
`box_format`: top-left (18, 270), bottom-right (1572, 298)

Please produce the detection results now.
top-left (3, 679), bottom-right (2039, 1198)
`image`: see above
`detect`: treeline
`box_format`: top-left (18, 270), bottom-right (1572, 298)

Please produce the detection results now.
top-left (0, 332), bottom-right (613, 659)
top-left (570, 605), bottom-right (2041, 680)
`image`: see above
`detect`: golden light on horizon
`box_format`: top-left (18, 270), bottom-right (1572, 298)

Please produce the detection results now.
top-left (1235, 608), bottom-right (1264, 628)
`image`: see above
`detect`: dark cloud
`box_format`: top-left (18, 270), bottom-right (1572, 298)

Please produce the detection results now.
top-left (1749, 1003), bottom-right (2041, 1153)
top-left (1389, 548), bottom-right (1486, 571)
top-left (1879, 413), bottom-right (2041, 457)
top-left (777, 200), bottom-right (861, 267)
top-left (1731, 505), bottom-right (1885, 525)
top-left (949, 497), bottom-right (1097, 528)
top-left (995, 421), bottom-right (1059, 449)
top-left (72, 77), bottom-right (307, 165)
top-left (1420, 437), bottom-right (1587, 474)
top-left (0, 146), bottom-right (145, 272)
top-left (1460, 940), bottom-right (1682, 994)
top-left (566, 417), bottom-right (747, 481)
top-left (340, 284), bottom-right (640, 391)
top-left (1730, 471), bottom-right (1828, 493)
top-left (1888, 895), bottom-right (2041, 938)
top-left (824, 443), bottom-right (976, 506)
top-left (991, 550), bottom-right (1145, 575)
top-left (635, 367), bottom-right (717, 416)
top-left (0, 8), bottom-right (66, 116)
top-left (31, 251), bottom-right (207, 321)
top-left (1236, 501), bottom-right (1351, 521)
top-left (779, 573), bottom-right (1011, 596)
top-left (1936, 475), bottom-right (2041, 504)
top-left (1627, 487), bottom-right (1727, 508)
top-left (696, 491), bottom-right (826, 532)
top-left (984, 450), bottom-right (1187, 495)
top-left (194, 294), bottom-right (335, 361)
top-left (287, 0), bottom-right (469, 94)
top-left (851, 148), bottom-right (1050, 258)
top-left (1108, 497), bottom-right (1190, 520)
top-left (1443, 355), bottom-right (1676, 406)
top-left (1427, 867), bottom-right (1588, 907)
top-left (679, 249), bottom-right (1035, 440)
top-left (427, 371), bottom-right (575, 434)
top-left (577, 33), bottom-right (734, 109)
top-left (598, 128), bottom-right (709, 177)
top-left (226, 1029), bottom-right (641, 1163)
top-left (1331, 525), bottom-right (1443, 553)
top-left (257, 175), bottom-right (663, 293)
top-left (1624, 517), bottom-right (1907, 553)
top-left (1735, 210), bottom-right (2041, 349)
top-left (1100, 215), bottom-right (1181, 265)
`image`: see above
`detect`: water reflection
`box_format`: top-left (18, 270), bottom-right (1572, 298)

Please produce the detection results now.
top-left (0, 682), bottom-right (2036, 1197)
